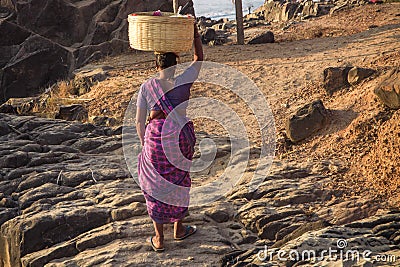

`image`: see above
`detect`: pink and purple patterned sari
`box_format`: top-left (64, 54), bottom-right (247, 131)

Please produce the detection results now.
top-left (138, 78), bottom-right (196, 224)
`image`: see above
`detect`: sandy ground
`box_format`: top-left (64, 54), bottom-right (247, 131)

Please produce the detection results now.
top-left (85, 3), bottom-right (400, 205)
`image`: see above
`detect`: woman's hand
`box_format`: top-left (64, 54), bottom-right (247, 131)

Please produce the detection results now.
top-left (136, 107), bottom-right (147, 146)
top-left (193, 24), bottom-right (203, 62)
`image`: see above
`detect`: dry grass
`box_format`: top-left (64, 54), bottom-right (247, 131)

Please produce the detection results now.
top-left (31, 81), bottom-right (92, 118)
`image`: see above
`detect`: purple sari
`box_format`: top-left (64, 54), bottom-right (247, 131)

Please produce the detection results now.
top-left (138, 78), bottom-right (196, 224)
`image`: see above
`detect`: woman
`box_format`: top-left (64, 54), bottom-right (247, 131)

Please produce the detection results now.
top-left (135, 25), bottom-right (203, 252)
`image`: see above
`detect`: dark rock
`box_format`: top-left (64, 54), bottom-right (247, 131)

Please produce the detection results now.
top-left (317, 198), bottom-right (378, 225)
top-left (20, 144), bottom-right (43, 153)
top-left (259, 221), bottom-right (290, 240)
top-left (274, 192), bottom-right (317, 206)
top-left (346, 214), bottom-right (400, 229)
top-left (20, 240), bottom-right (79, 267)
top-left (323, 67), bottom-right (353, 95)
top-left (17, 172), bottom-right (58, 192)
top-left (19, 183), bottom-right (75, 209)
top-left (2, 97), bottom-right (46, 115)
top-left (0, 151), bottom-right (30, 168)
top-left (90, 116), bottom-right (118, 127)
top-left (348, 67), bottom-right (375, 85)
top-left (372, 222), bottom-right (400, 234)
top-left (257, 1), bottom-right (332, 23)
top-left (272, 220), bottom-right (332, 248)
top-left (275, 224), bottom-right (301, 241)
top-left (255, 210), bottom-right (305, 232)
top-left (27, 153), bottom-right (63, 167)
top-left (0, 0), bottom-right (175, 104)
top-left (36, 131), bottom-right (80, 145)
top-left (87, 140), bottom-right (122, 154)
top-left (0, 104), bottom-right (17, 114)
top-left (111, 203), bottom-right (147, 221)
top-left (286, 100), bottom-right (329, 142)
top-left (62, 170), bottom-right (97, 187)
top-left (201, 28), bottom-right (216, 43)
top-left (0, 178), bottom-right (23, 196)
top-left (71, 66), bottom-right (111, 96)
top-left (1, 34), bottom-right (73, 103)
top-left (0, 207), bottom-right (111, 266)
top-left (55, 105), bottom-right (88, 122)
top-left (112, 126), bottom-right (123, 135)
top-left (0, 197), bottom-right (18, 208)
top-left (6, 168), bottom-right (36, 180)
top-left (49, 145), bottom-right (80, 153)
top-left (374, 68), bottom-right (400, 109)
top-left (17, 118), bottom-right (59, 132)
top-left (71, 138), bottom-right (104, 152)
top-left (0, 209), bottom-right (18, 227)
top-left (281, 3), bottom-right (298, 21)
top-left (248, 31), bottom-right (274, 44)
top-left (75, 228), bottom-right (119, 252)
top-left (0, 121), bottom-right (11, 135)
top-left (0, 6), bottom-right (13, 19)
top-left (0, 20), bottom-right (31, 68)
top-left (205, 209), bottom-right (230, 223)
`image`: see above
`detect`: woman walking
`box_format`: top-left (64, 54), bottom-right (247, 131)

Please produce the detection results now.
top-left (135, 25), bottom-right (203, 252)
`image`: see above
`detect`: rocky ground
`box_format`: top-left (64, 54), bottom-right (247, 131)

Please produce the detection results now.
top-left (1, 3), bottom-right (400, 267)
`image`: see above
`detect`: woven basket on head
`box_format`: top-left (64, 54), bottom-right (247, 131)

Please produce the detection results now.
top-left (128, 12), bottom-right (195, 53)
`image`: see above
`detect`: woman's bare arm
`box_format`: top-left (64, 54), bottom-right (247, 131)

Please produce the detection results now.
top-left (193, 26), bottom-right (204, 62)
top-left (188, 25), bottom-right (204, 76)
top-left (136, 107), bottom-right (147, 146)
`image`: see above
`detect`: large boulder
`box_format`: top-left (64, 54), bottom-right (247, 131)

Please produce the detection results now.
top-left (0, 33), bottom-right (74, 103)
top-left (281, 3), bottom-right (298, 21)
top-left (286, 100), bottom-right (329, 142)
top-left (0, 205), bottom-right (111, 267)
top-left (248, 31), bottom-right (274, 44)
top-left (0, 20), bottom-right (30, 68)
top-left (0, 0), bottom-right (180, 104)
top-left (257, 0), bottom-right (332, 22)
top-left (10, 0), bottom-right (178, 47)
top-left (201, 28), bottom-right (216, 44)
top-left (374, 68), bottom-right (400, 109)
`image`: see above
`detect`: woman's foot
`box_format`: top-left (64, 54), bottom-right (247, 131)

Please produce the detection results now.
top-left (174, 224), bottom-right (197, 240)
top-left (149, 235), bottom-right (164, 252)
top-left (150, 221), bottom-right (164, 251)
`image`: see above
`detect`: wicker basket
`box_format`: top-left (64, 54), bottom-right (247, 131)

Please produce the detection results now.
top-left (128, 12), bottom-right (195, 53)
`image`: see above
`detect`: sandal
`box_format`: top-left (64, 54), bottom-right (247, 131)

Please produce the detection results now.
top-left (174, 225), bottom-right (197, 240)
top-left (149, 236), bottom-right (165, 252)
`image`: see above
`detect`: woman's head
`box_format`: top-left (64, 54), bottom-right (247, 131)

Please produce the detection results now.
top-left (155, 52), bottom-right (178, 70)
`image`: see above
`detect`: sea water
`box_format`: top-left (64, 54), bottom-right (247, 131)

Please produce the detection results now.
top-left (194, 0), bottom-right (265, 20)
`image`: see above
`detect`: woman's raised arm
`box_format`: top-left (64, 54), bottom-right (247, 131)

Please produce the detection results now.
top-left (193, 26), bottom-right (203, 62)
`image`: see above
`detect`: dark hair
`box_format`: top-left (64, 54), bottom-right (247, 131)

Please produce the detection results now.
top-left (155, 52), bottom-right (178, 69)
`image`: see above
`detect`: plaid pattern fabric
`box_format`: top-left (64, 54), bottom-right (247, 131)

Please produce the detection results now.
top-left (138, 78), bottom-right (196, 224)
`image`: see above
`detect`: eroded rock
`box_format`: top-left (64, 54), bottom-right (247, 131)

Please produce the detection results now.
top-left (248, 31), bottom-right (274, 44)
top-left (323, 66), bottom-right (353, 95)
top-left (374, 68), bottom-right (400, 109)
top-left (55, 105), bottom-right (88, 122)
top-left (348, 67), bottom-right (376, 85)
top-left (286, 100), bottom-right (329, 142)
